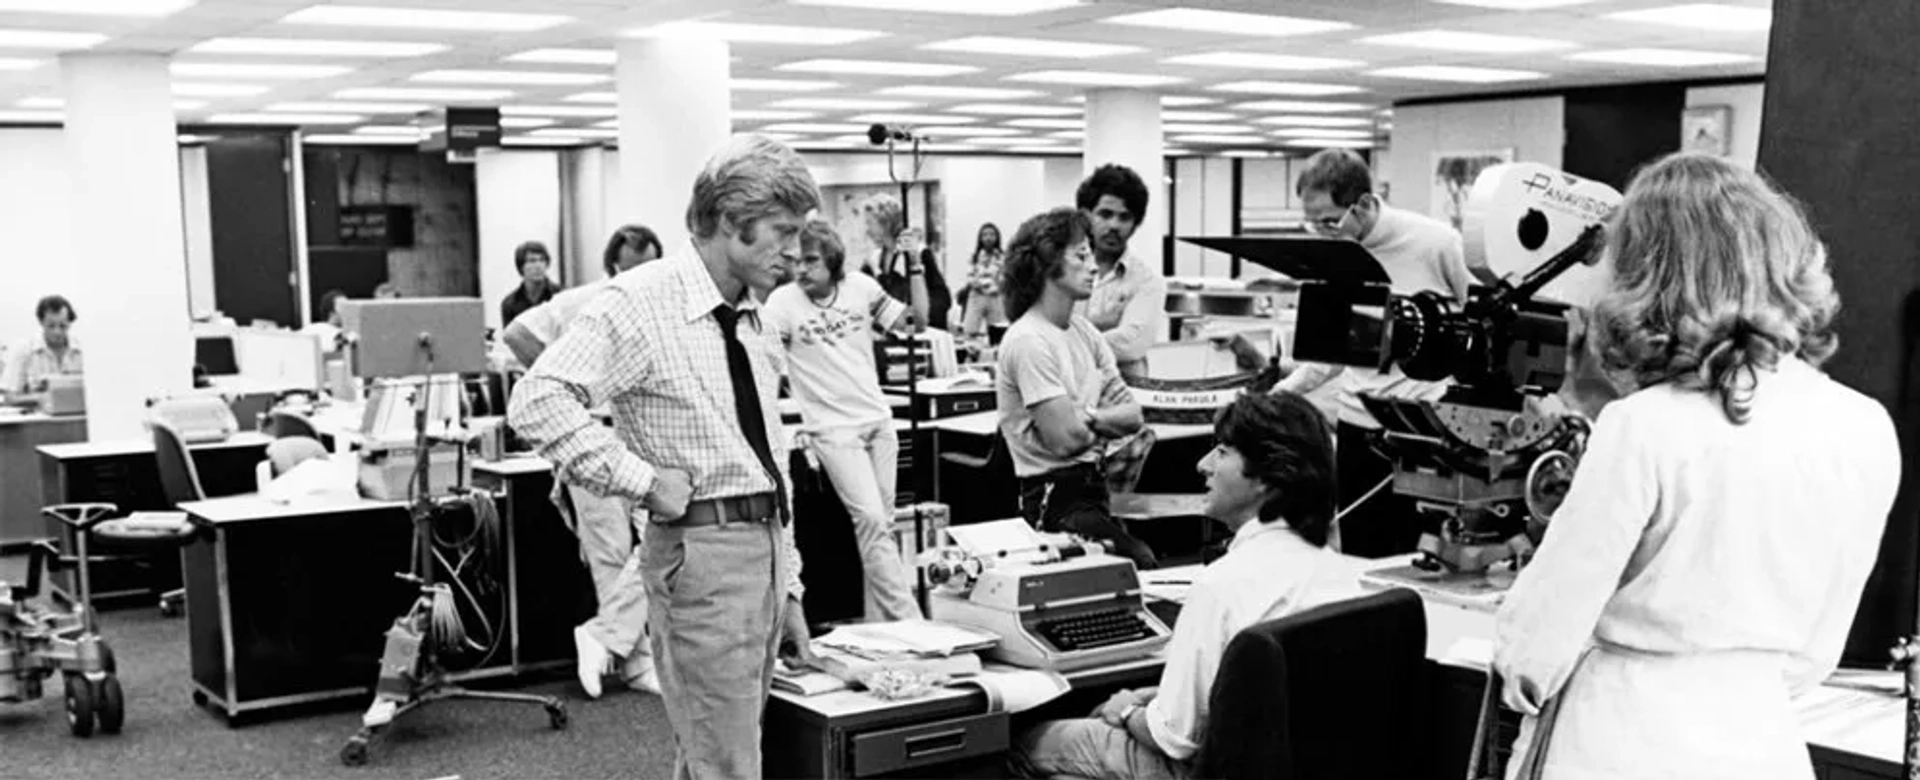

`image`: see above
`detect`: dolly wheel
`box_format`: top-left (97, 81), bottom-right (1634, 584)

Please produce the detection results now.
top-left (341, 734), bottom-right (370, 766)
top-left (95, 676), bottom-right (125, 734)
top-left (65, 675), bottom-right (96, 737)
top-left (547, 701), bottom-right (569, 730)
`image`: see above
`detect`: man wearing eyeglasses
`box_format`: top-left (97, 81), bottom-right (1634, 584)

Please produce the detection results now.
top-left (1272, 149), bottom-right (1473, 558)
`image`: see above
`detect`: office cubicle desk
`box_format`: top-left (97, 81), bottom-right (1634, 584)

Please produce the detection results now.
top-left (0, 412), bottom-right (88, 550)
top-left (37, 431), bottom-right (272, 606)
top-left (468, 457), bottom-right (598, 673)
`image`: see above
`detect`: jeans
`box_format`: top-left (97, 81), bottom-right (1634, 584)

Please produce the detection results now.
top-left (1010, 719), bottom-right (1189, 779)
top-left (805, 420), bottom-right (923, 621)
top-left (642, 519), bottom-right (786, 780)
top-left (1018, 463), bottom-right (1158, 570)
top-left (562, 484), bottom-right (651, 663)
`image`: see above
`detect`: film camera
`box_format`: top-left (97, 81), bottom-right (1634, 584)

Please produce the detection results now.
top-left (1185, 163), bottom-right (1621, 574)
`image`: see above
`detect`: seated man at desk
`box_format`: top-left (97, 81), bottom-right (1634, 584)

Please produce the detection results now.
top-left (3, 295), bottom-right (83, 402)
top-left (765, 219), bottom-right (928, 622)
top-left (995, 207), bottom-right (1155, 569)
top-left (1010, 392), bottom-right (1342, 780)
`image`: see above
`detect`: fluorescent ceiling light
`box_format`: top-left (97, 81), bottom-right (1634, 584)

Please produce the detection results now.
top-left (877, 85), bottom-right (1041, 100)
top-left (791, 140), bottom-right (859, 150)
top-left (565, 92), bottom-right (616, 104)
top-left (1162, 110), bottom-right (1236, 122)
top-left (280, 5), bottom-right (572, 32)
top-left (207, 113), bottom-right (364, 124)
top-left (0, 110), bottom-right (61, 122)
top-left (413, 70), bottom-right (607, 86)
top-left (1370, 65), bottom-right (1546, 83)
top-left (1607, 4), bottom-right (1771, 31)
top-left (351, 125), bottom-right (421, 136)
top-left (1208, 81), bottom-right (1365, 96)
top-left (963, 136), bottom-right (1053, 146)
top-left (1004, 70), bottom-right (1184, 87)
top-left (0, 30), bottom-right (108, 48)
top-left (1233, 100), bottom-right (1372, 113)
top-left (268, 101), bottom-right (429, 114)
top-left (531, 127), bottom-right (621, 139)
top-left (172, 63), bottom-right (353, 79)
top-left (1006, 118), bottom-right (1081, 129)
top-left (1269, 127), bottom-right (1373, 139)
top-left (190, 38), bottom-right (445, 57)
top-left (506, 49), bottom-right (615, 66)
top-left (1062, 94), bottom-right (1217, 106)
top-left (921, 36), bottom-right (1141, 59)
top-left (918, 125), bottom-right (1022, 137)
top-left (779, 59), bottom-right (979, 77)
top-left (1253, 115), bottom-right (1373, 127)
top-left (790, 0), bottom-right (1082, 16)
top-left (174, 83), bottom-right (268, 97)
top-left (1048, 130), bottom-right (1083, 139)
top-left (733, 109), bottom-right (818, 121)
top-left (1566, 48), bottom-right (1757, 67)
top-left (303, 134), bottom-right (415, 145)
top-left (1163, 52), bottom-right (1361, 71)
top-left (1164, 123), bottom-right (1255, 134)
top-left (759, 132), bottom-right (804, 142)
top-left (946, 103), bottom-right (1080, 117)
top-left (499, 105), bottom-right (618, 118)
top-left (1434, 0), bottom-right (1597, 6)
top-left (1101, 9), bottom-right (1352, 37)
top-left (336, 87), bottom-right (514, 102)
top-left (501, 116), bottom-right (553, 129)
top-left (503, 136), bottom-right (587, 147)
top-left (733, 78), bottom-right (841, 92)
top-left (770, 97), bottom-right (920, 111)
top-left (22, 97), bottom-right (205, 110)
top-left (0, 58), bottom-right (41, 71)
top-left (1361, 30), bottom-right (1573, 53)
top-left (1006, 146), bottom-right (1077, 154)
top-left (1284, 137), bottom-right (1373, 149)
top-left (1221, 150), bottom-right (1285, 158)
top-left (762, 122), bottom-right (869, 134)
top-left (849, 113), bottom-right (979, 125)
top-left (629, 21), bottom-right (884, 46)
top-left (0, 0), bottom-right (195, 15)
top-left (1175, 134), bottom-right (1269, 145)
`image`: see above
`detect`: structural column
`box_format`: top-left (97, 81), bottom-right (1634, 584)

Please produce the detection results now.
top-left (1083, 89), bottom-right (1166, 267)
top-left (61, 53), bottom-right (191, 442)
top-left (616, 37), bottom-right (732, 255)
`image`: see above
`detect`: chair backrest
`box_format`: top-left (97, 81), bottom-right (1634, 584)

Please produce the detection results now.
top-left (265, 410), bottom-right (321, 440)
top-left (151, 421), bottom-right (208, 504)
top-left (1195, 588), bottom-right (1428, 780)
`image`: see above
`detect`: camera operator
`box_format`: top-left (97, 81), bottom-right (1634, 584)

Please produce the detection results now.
top-left (1491, 153), bottom-right (1899, 779)
top-left (1271, 149), bottom-right (1474, 556)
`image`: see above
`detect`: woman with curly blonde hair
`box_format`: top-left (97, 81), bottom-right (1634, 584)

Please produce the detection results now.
top-left (1491, 153), bottom-right (1900, 780)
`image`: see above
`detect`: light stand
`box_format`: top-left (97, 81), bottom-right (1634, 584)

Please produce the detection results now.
top-left (882, 132), bottom-right (933, 616)
top-left (333, 299), bottom-right (564, 768)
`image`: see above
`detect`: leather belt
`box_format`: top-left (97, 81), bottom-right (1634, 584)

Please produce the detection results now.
top-left (673, 493), bottom-right (778, 527)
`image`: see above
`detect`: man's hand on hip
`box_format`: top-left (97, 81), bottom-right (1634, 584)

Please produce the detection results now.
top-left (644, 468), bottom-right (693, 521)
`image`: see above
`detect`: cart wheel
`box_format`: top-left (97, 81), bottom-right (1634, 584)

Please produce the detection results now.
top-left (341, 735), bottom-right (370, 767)
top-left (64, 675), bottom-right (96, 738)
top-left (547, 702), bottom-right (568, 730)
top-left (94, 675), bottom-right (125, 735)
top-left (97, 642), bottom-right (116, 675)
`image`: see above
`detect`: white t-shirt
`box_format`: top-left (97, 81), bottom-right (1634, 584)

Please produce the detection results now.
top-left (763, 272), bottom-right (907, 431)
top-left (994, 311), bottom-right (1121, 478)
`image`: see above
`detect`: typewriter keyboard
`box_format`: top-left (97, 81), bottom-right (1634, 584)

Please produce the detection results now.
top-left (1036, 607), bottom-right (1157, 652)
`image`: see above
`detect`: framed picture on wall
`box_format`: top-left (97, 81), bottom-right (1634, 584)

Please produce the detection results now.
top-left (1682, 105), bottom-right (1733, 157)
top-left (1431, 149), bottom-right (1515, 232)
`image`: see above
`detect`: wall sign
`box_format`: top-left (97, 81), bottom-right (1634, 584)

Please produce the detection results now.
top-left (338, 205), bottom-right (415, 248)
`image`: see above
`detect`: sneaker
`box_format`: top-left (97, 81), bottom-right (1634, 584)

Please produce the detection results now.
top-left (573, 625), bottom-right (612, 699)
top-left (623, 655), bottom-right (662, 695)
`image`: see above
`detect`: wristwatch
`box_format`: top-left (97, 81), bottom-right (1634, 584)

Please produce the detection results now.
top-left (1116, 702), bottom-right (1142, 728)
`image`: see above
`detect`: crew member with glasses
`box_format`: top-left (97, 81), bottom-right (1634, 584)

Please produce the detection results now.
top-left (1270, 149), bottom-right (1474, 557)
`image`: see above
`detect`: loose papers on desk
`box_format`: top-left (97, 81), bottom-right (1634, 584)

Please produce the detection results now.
top-left (784, 620), bottom-right (1073, 712)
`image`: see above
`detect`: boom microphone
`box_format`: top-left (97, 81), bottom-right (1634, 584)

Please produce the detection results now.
top-left (867, 123), bottom-right (920, 145)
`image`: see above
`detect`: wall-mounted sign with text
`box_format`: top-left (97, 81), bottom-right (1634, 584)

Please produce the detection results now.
top-left (338, 205), bottom-right (416, 248)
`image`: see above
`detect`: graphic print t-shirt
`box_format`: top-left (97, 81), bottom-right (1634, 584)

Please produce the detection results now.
top-left (764, 272), bottom-right (907, 431)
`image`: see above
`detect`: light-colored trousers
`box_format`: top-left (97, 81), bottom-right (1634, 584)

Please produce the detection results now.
top-left (805, 420), bottom-right (923, 622)
top-left (1011, 719), bottom-right (1189, 780)
top-left (642, 519), bottom-right (786, 780)
top-left (564, 483), bottom-right (650, 661)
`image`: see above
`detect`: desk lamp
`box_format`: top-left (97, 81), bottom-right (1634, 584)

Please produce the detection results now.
top-left (334, 299), bottom-right (565, 767)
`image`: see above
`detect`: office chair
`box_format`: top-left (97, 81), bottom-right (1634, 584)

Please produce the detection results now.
top-left (1195, 588), bottom-right (1429, 780)
top-left (148, 421), bottom-right (209, 617)
top-left (264, 410), bottom-right (320, 440)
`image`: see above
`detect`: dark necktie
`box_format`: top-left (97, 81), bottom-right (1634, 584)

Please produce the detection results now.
top-left (711, 304), bottom-right (789, 525)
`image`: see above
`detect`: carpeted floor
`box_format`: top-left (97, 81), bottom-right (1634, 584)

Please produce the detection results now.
top-left (2, 554), bottom-right (676, 780)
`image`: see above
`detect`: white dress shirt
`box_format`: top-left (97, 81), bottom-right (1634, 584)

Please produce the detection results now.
top-left (1144, 519), bottom-right (1345, 760)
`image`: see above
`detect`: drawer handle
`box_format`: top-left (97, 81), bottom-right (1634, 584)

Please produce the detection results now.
top-left (952, 401), bottom-right (981, 413)
top-left (903, 728), bottom-right (968, 760)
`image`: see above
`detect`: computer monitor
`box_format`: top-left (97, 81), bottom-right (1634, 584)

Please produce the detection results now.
top-left (195, 336), bottom-right (240, 377)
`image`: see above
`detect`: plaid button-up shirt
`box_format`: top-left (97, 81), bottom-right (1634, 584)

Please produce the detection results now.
top-left (508, 254), bottom-right (802, 598)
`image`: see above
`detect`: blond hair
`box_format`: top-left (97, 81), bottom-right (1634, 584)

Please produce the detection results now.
top-left (861, 194), bottom-right (906, 241)
top-left (1591, 153), bottom-right (1840, 424)
top-left (685, 134), bottom-right (820, 242)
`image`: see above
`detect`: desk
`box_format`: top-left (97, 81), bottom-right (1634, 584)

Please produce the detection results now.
top-left (37, 431), bottom-right (273, 605)
top-left (0, 412), bottom-right (87, 549)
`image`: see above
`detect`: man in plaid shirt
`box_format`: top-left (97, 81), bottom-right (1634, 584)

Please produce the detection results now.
top-left (508, 134), bottom-right (817, 780)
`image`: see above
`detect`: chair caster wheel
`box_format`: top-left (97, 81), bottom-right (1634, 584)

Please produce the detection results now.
top-left (191, 690), bottom-right (209, 708)
top-left (94, 675), bottom-right (125, 735)
top-left (547, 702), bottom-right (568, 730)
top-left (159, 601), bottom-right (181, 618)
top-left (65, 674), bottom-right (96, 738)
top-left (341, 736), bottom-right (369, 766)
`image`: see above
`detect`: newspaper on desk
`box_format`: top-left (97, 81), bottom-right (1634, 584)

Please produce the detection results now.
top-left (777, 620), bottom-right (1072, 713)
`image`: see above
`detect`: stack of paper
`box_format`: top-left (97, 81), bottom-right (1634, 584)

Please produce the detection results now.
top-left (808, 620), bottom-right (1001, 689)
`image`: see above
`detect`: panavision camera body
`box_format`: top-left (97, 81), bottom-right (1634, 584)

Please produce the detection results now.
top-left (1182, 163), bottom-right (1621, 574)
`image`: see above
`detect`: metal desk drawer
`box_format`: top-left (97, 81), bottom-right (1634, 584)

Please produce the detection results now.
top-left (849, 711), bottom-right (1009, 777)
